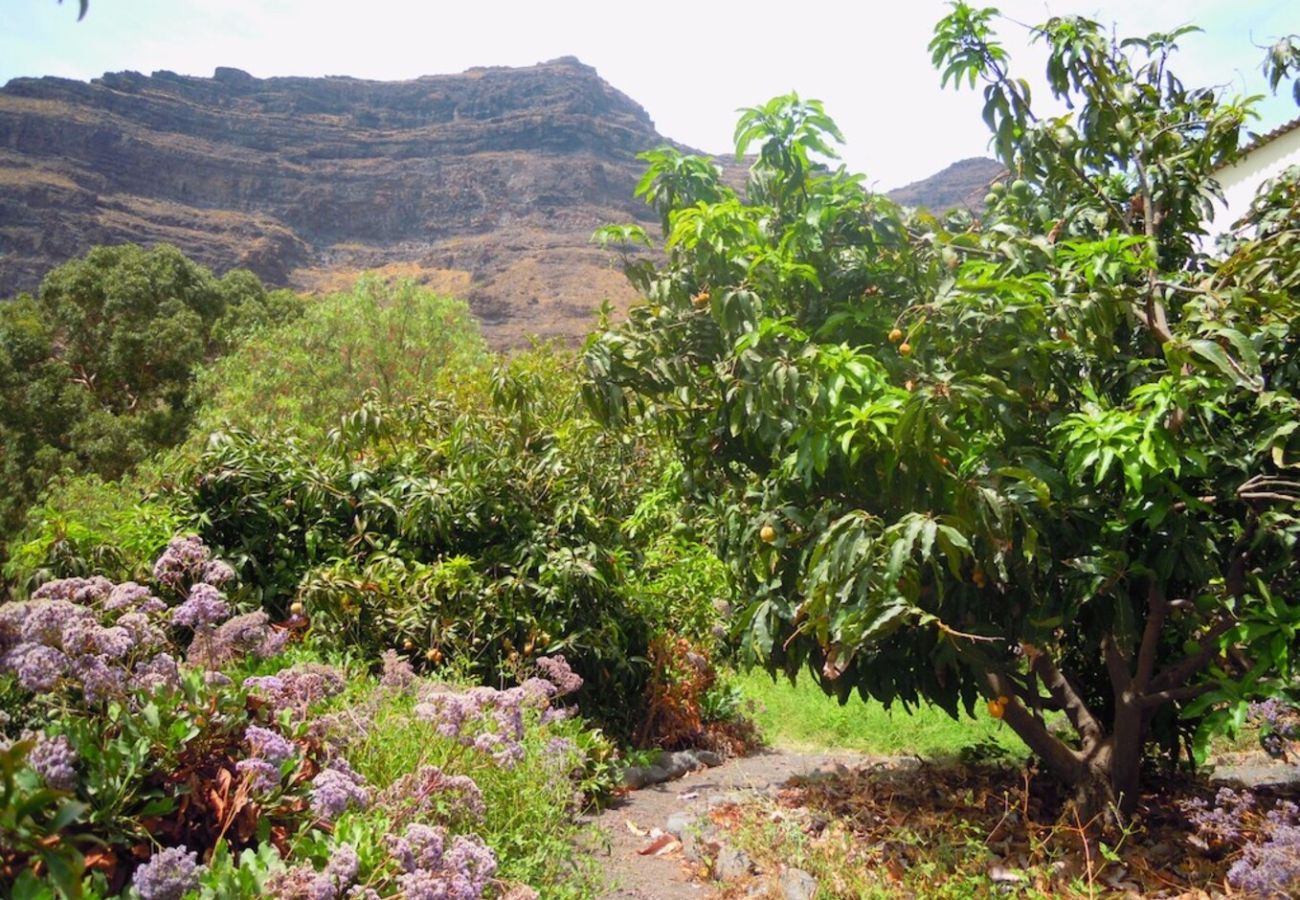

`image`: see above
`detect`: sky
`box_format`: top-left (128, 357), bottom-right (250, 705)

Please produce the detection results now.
top-left (1, 0), bottom-right (1296, 191)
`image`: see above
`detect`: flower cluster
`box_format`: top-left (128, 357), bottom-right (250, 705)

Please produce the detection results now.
top-left (1250, 698), bottom-right (1300, 758)
top-left (1182, 786), bottom-right (1255, 845)
top-left (188, 610), bottom-right (288, 669)
top-left (172, 583), bottom-right (231, 629)
top-left (1228, 807), bottom-right (1300, 898)
top-left (310, 758), bottom-right (370, 820)
top-left (0, 537), bottom-right (267, 706)
top-left (379, 649), bottom-right (416, 690)
top-left (378, 764), bottom-right (486, 828)
top-left (388, 824), bottom-right (497, 900)
top-left (535, 654), bottom-right (583, 696)
top-left (131, 845), bottom-right (204, 900)
top-left (27, 732), bottom-right (78, 792)
top-left (152, 535), bottom-right (214, 592)
top-left (245, 664), bottom-right (346, 721)
top-left (411, 655), bottom-right (581, 770)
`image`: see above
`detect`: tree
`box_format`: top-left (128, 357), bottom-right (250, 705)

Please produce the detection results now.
top-left (585, 6), bottom-right (1300, 818)
top-left (0, 244), bottom-right (300, 558)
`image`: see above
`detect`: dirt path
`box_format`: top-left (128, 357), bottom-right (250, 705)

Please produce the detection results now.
top-left (584, 749), bottom-right (870, 899)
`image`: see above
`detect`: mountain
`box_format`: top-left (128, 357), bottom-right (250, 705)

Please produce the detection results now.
top-left (887, 156), bottom-right (1006, 214)
top-left (0, 60), bottom-right (998, 346)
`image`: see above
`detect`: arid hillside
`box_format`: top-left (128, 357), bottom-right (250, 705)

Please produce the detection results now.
top-left (0, 60), bottom-right (996, 346)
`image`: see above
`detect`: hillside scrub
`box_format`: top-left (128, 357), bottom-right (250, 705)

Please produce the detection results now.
top-left (586, 5), bottom-right (1300, 819)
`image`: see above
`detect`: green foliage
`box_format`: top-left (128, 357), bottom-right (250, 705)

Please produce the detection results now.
top-left (0, 244), bottom-right (301, 563)
top-left (186, 348), bottom-right (667, 737)
top-left (586, 6), bottom-right (1300, 812)
top-left (0, 737), bottom-right (88, 898)
top-left (190, 276), bottom-right (488, 442)
top-left (4, 474), bottom-right (182, 594)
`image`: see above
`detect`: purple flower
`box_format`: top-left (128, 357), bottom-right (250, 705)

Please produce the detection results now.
top-left (390, 827), bottom-right (496, 900)
top-left (390, 823), bottom-right (446, 872)
top-left (520, 677), bottom-right (557, 703)
top-left (535, 655), bottom-right (582, 696)
top-left (5, 643), bottom-right (67, 691)
top-left (132, 845), bottom-right (202, 900)
top-left (244, 665), bottom-right (345, 718)
top-left (235, 757), bottom-right (281, 794)
top-left (32, 576), bottom-right (113, 606)
top-left (105, 581), bottom-right (159, 612)
top-left (172, 583), bottom-right (231, 629)
top-left (245, 724), bottom-right (296, 766)
top-left (116, 613), bottom-right (168, 653)
top-left (62, 621), bottom-right (134, 659)
top-left (200, 559), bottom-right (236, 588)
top-left (1228, 823), bottom-right (1300, 898)
top-left (188, 611), bottom-right (286, 669)
top-left (28, 733), bottom-right (77, 792)
top-left (133, 653), bottom-right (181, 693)
top-left (380, 649), bottom-right (416, 690)
top-left (307, 844), bottom-right (360, 900)
top-left (73, 654), bottom-right (127, 702)
top-left (21, 600), bottom-right (92, 646)
top-left (310, 762), bottom-right (369, 820)
top-left (378, 765), bottom-right (485, 825)
top-left (153, 535), bottom-right (212, 591)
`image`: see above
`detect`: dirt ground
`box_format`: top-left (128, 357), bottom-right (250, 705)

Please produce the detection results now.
top-left (584, 750), bottom-right (872, 899)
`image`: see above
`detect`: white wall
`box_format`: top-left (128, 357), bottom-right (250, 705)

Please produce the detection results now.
top-left (1206, 123), bottom-right (1300, 245)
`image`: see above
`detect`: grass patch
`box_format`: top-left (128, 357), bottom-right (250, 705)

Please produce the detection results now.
top-left (735, 668), bottom-right (1026, 758)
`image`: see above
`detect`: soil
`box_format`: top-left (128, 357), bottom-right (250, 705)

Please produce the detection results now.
top-left (584, 749), bottom-right (874, 899)
top-left (583, 746), bottom-right (1300, 899)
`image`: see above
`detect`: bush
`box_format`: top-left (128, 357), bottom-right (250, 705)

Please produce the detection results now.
top-left (3, 473), bottom-right (182, 594)
top-left (0, 537), bottom-right (612, 898)
top-left (183, 348), bottom-right (669, 738)
top-left (190, 276), bottom-right (489, 442)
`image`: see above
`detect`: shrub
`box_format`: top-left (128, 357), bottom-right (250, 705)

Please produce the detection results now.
top-left (189, 276), bottom-right (489, 442)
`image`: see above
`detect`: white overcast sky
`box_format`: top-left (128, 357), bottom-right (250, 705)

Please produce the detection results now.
top-left (1, 1), bottom-right (1295, 190)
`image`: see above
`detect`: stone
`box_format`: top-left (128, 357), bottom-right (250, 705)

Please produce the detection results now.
top-left (713, 845), bottom-right (752, 881)
top-left (779, 868), bottom-right (818, 900)
top-left (665, 811), bottom-right (695, 837)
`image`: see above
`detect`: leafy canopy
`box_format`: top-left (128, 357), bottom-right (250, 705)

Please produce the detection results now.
top-left (586, 4), bottom-right (1300, 810)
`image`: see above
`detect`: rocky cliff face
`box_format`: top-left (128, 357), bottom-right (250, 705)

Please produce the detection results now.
top-left (0, 58), bottom-right (671, 345)
top-left (0, 59), bottom-right (998, 346)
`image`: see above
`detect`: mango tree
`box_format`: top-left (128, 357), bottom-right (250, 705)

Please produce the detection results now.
top-left (584, 5), bottom-right (1300, 817)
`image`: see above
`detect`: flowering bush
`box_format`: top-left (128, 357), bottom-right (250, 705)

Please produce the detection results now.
top-left (1, 540), bottom-right (622, 898)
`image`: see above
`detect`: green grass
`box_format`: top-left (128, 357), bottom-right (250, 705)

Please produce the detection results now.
top-left (734, 668), bottom-right (1027, 758)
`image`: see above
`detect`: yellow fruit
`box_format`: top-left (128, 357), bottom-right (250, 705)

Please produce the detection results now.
top-left (998, 695), bottom-right (1010, 706)
top-left (426, 648), bottom-right (442, 664)
top-left (402, 638), bottom-right (414, 651)
top-left (888, 328), bottom-right (904, 344)
top-left (760, 524), bottom-right (777, 544)
top-left (898, 342), bottom-right (913, 356)
top-left (289, 601), bottom-right (304, 616)
top-left (987, 699), bottom-right (1005, 719)
top-left (691, 290), bottom-right (711, 309)
top-left (972, 569), bottom-right (986, 589)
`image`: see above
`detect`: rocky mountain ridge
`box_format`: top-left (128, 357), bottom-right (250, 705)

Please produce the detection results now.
top-left (0, 60), bottom-right (998, 346)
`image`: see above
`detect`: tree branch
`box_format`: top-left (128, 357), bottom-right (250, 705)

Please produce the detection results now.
top-left (1148, 616), bottom-right (1236, 694)
top-left (1133, 580), bottom-right (1167, 692)
top-left (1140, 682), bottom-right (1216, 709)
top-left (1030, 650), bottom-right (1106, 748)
